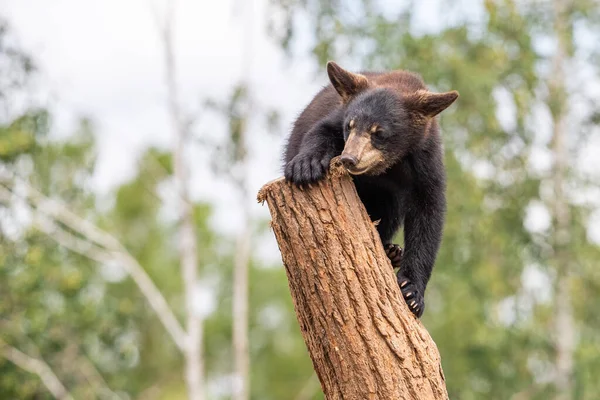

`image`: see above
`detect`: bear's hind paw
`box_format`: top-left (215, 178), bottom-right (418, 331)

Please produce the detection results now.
top-left (384, 243), bottom-right (403, 269)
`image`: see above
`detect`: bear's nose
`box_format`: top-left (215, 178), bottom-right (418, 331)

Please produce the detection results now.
top-left (340, 154), bottom-right (358, 168)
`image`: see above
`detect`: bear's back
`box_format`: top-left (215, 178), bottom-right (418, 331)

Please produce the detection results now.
top-left (364, 70), bottom-right (428, 96)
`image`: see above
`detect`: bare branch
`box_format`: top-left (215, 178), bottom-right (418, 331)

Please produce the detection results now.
top-left (0, 339), bottom-right (74, 400)
top-left (0, 170), bottom-right (121, 250)
top-left (33, 215), bottom-right (115, 264)
top-left (0, 179), bottom-right (189, 352)
top-left (0, 182), bottom-right (13, 205)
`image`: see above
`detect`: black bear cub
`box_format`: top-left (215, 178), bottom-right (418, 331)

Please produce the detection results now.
top-left (284, 61), bottom-right (458, 317)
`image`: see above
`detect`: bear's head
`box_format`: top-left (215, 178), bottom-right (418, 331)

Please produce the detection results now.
top-left (326, 61), bottom-right (458, 176)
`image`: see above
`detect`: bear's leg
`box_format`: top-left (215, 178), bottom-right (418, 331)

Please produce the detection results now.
top-left (384, 243), bottom-right (424, 317)
top-left (284, 112), bottom-right (345, 185)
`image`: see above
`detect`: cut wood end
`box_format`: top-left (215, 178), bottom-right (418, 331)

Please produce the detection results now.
top-left (257, 177), bottom-right (286, 203)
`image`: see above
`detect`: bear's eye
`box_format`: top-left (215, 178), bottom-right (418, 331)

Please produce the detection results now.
top-left (346, 119), bottom-right (355, 131)
top-left (369, 124), bottom-right (383, 136)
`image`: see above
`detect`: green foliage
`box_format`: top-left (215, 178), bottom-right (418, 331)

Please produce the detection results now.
top-left (0, 129), bottom-right (137, 399)
top-left (0, 110), bottom-right (49, 161)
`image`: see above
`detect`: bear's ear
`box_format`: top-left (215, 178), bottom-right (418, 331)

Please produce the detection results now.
top-left (327, 61), bottom-right (369, 102)
top-left (409, 90), bottom-right (459, 118)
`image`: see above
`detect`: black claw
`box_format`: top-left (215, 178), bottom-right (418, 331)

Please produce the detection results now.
top-left (284, 152), bottom-right (333, 185)
top-left (396, 273), bottom-right (425, 318)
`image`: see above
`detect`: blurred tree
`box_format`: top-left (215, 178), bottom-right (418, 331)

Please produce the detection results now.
top-left (0, 16), bottom-right (188, 399)
top-left (151, 3), bottom-right (204, 398)
top-left (0, 12), bottom-right (321, 400)
top-left (0, 115), bottom-right (132, 399)
top-left (205, 80), bottom-right (253, 400)
top-left (0, 19), bottom-right (120, 399)
top-left (267, 0), bottom-right (600, 399)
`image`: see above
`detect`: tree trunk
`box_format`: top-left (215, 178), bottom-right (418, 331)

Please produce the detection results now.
top-left (232, 1), bottom-right (255, 395)
top-left (233, 207), bottom-right (251, 400)
top-left (161, 4), bottom-right (204, 399)
top-left (257, 159), bottom-right (448, 400)
top-left (550, 0), bottom-right (574, 398)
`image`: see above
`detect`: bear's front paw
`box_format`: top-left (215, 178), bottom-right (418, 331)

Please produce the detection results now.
top-left (284, 152), bottom-right (332, 185)
top-left (396, 274), bottom-right (425, 318)
top-left (384, 244), bottom-right (403, 269)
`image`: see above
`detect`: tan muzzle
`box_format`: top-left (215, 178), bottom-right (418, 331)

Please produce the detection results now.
top-left (340, 131), bottom-right (383, 175)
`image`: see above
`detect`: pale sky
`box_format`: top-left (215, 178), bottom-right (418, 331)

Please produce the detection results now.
top-left (4, 0), bottom-right (324, 262)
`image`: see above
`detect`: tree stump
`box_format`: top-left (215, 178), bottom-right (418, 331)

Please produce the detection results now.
top-left (257, 158), bottom-right (448, 400)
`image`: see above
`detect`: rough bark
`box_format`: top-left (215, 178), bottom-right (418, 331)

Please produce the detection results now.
top-left (257, 159), bottom-right (448, 400)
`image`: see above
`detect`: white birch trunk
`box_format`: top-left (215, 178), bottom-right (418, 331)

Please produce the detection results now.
top-left (232, 2), bottom-right (254, 399)
top-left (161, 3), bottom-right (203, 399)
top-left (233, 208), bottom-right (251, 400)
top-left (550, 0), bottom-right (574, 398)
